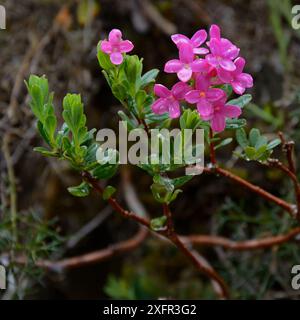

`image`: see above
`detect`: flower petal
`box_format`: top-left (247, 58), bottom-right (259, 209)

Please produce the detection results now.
top-left (100, 40), bottom-right (112, 54)
top-left (222, 44), bottom-right (240, 60)
top-left (171, 34), bottom-right (189, 45)
top-left (151, 98), bottom-right (168, 114)
top-left (208, 38), bottom-right (221, 56)
top-left (231, 81), bottom-right (245, 95)
top-left (185, 90), bottom-right (201, 103)
top-left (211, 113), bottom-right (226, 132)
top-left (178, 42), bottom-right (194, 63)
top-left (197, 98), bottom-right (213, 117)
top-left (119, 40), bottom-right (134, 53)
top-left (234, 57), bottom-right (245, 74)
top-left (169, 101), bottom-right (181, 118)
top-left (171, 82), bottom-right (190, 100)
top-left (108, 29), bottom-right (122, 44)
top-left (206, 88), bottom-right (226, 101)
top-left (110, 52), bottom-right (123, 65)
top-left (193, 47), bottom-right (209, 55)
top-left (191, 59), bottom-right (210, 73)
top-left (205, 54), bottom-right (219, 68)
top-left (195, 74), bottom-right (210, 92)
top-left (217, 67), bottom-right (233, 83)
top-left (236, 73), bottom-right (253, 88)
top-left (209, 24), bottom-right (221, 40)
top-left (154, 84), bottom-right (170, 98)
top-left (191, 29), bottom-right (207, 47)
top-left (164, 59), bottom-right (182, 73)
top-left (221, 105), bottom-right (242, 118)
top-left (219, 58), bottom-right (236, 71)
top-left (177, 67), bottom-right (192, 82)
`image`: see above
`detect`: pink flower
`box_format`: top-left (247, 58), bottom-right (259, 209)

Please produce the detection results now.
top-left (202, 96), bottom-right (242, 132)
top-left (164, 42), bottom-right (208, 82)
top-left (171, 29), bottom-right (209, 55)
top-left (206, 25), bottom-right (240, 72)
top-left (100, 29), bottom-right (134, 65)
top-left (151, 82), bottom-right (190, 118)
top-left (217, 57), bottom-right (253, 94)
top-left (185, 75), bottom-right (225, 118)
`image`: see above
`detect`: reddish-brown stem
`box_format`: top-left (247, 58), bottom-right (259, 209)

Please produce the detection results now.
top-left (13, 226), bottom-right (147, 270)
top-left (209, 127), bottom-right (216, 165)
top-left (279, 132), bottom-right (296, 174)
top-left (83, 172), bottom-right (229, 299)
top-left (204, 166), bottom-right (296, 218)
top-left (82, 172), bottom-right (151, 228)
top-left (278, 132), bottom-right (300, 221)
top-left (183, 227), bottom-right (300, 251)
top-left (162, 203), bottom-right (229, 299)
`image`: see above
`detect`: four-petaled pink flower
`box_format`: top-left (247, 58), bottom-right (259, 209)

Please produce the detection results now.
top-left (100, 29), bottom-right (134, 65)
top-left (206, 25), bottom-right (240, 72)
top-left (218, 57), bottom-right (253, 95)
top-left (185, 75), bottom-right (225, 118)
top-left (152, 82), bottom-right (190, 118)
top-left (171, 30), bottom-right (209, 55)
top-left (202, 96), bottom-right (242, 132)
top-left (164, 42), bottom-right (208, 82)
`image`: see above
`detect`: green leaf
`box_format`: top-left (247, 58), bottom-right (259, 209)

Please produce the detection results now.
top-left (103, 185), bottom-right (116, 200)
top-left (215, 138), bottom-right (233, 150)
top-left (140, 69), bottom-right (159, 88)
top-left (167, 189), bottom-right (182, 203)
top-left (228, 94), bottom-right (252, 108)
top-left (92, 163), bottom-right (118, 179)
top-left (37, 121), bottom-right (51, 146)
top-left (97, 42), bottom-right (115, 70)
top-left (150, 216), bottom-right (167, 231)
top-left (62, 93), bottom-right (85, 135)
top-left (226, 118), bottom-right (247, 129)
top-left (68, 181), bottom-right (91, 197)
top-left (255, 135), bottom-right (268, 149)
top-left (267, 138), bottom-right (281, 150)
top-left (249, 128), bottom-right (261, 147)
top-left (172, 175), bottom-right (193, 188)
top-left (245, 146), bottom-right (256, 159)
top-left (118, 111), bottom-right (138, 131)
top-left (33, 147), bottom-right (58, 157)
top-left (236, 128), bottom-right (248, 148)
top-left (153, 175), bottom-right (174, 193)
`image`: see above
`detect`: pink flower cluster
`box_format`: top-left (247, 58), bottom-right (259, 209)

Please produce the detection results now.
top-left (152, 25), bottom-right (253, 132)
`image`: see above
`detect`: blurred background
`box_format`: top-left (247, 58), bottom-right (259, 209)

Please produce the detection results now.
top-left (1, 0), bottom-right (300, 299)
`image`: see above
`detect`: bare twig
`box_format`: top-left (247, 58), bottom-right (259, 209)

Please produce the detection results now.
top-left (13, 225), bottom-right (147, 271)
top-left (204, 167), bottom-right (297, 218)
top-left (209, 127), bottom-right (216, 166)
top-left (183, 227), bottom-right (300, 251)
top-left (2, 134), bottom-right (18, 243)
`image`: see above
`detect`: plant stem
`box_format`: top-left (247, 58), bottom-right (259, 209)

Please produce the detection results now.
top-left (3, 134), bottom-right (18, 245)
top-left (209, 127), bottom-right (216, 165)
top-left (204, 166), bottom-right (296, 218)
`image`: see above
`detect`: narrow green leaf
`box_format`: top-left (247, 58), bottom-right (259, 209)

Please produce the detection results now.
top-left (68, 181), bottom-right (91, 197)
top-left (236, 128), bottom-right (248, 148)
top-left (103, 186), bottom-right (116, 200)
top-left (215, 138), bottom-right (233, 150)
top-left (267, 138), bottom-right (281, 150)
top-left (150, 216), bottom-right (167, 231)
top-left (228, 94), bottom-right (252, 108)
top-left (249, 128), bottom-right (261, 147)
top-left (140, 69), bottom-right (159, 88)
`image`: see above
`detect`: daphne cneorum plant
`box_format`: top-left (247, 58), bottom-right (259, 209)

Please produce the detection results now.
top-left (24, 25), bottom-right (300, 299)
